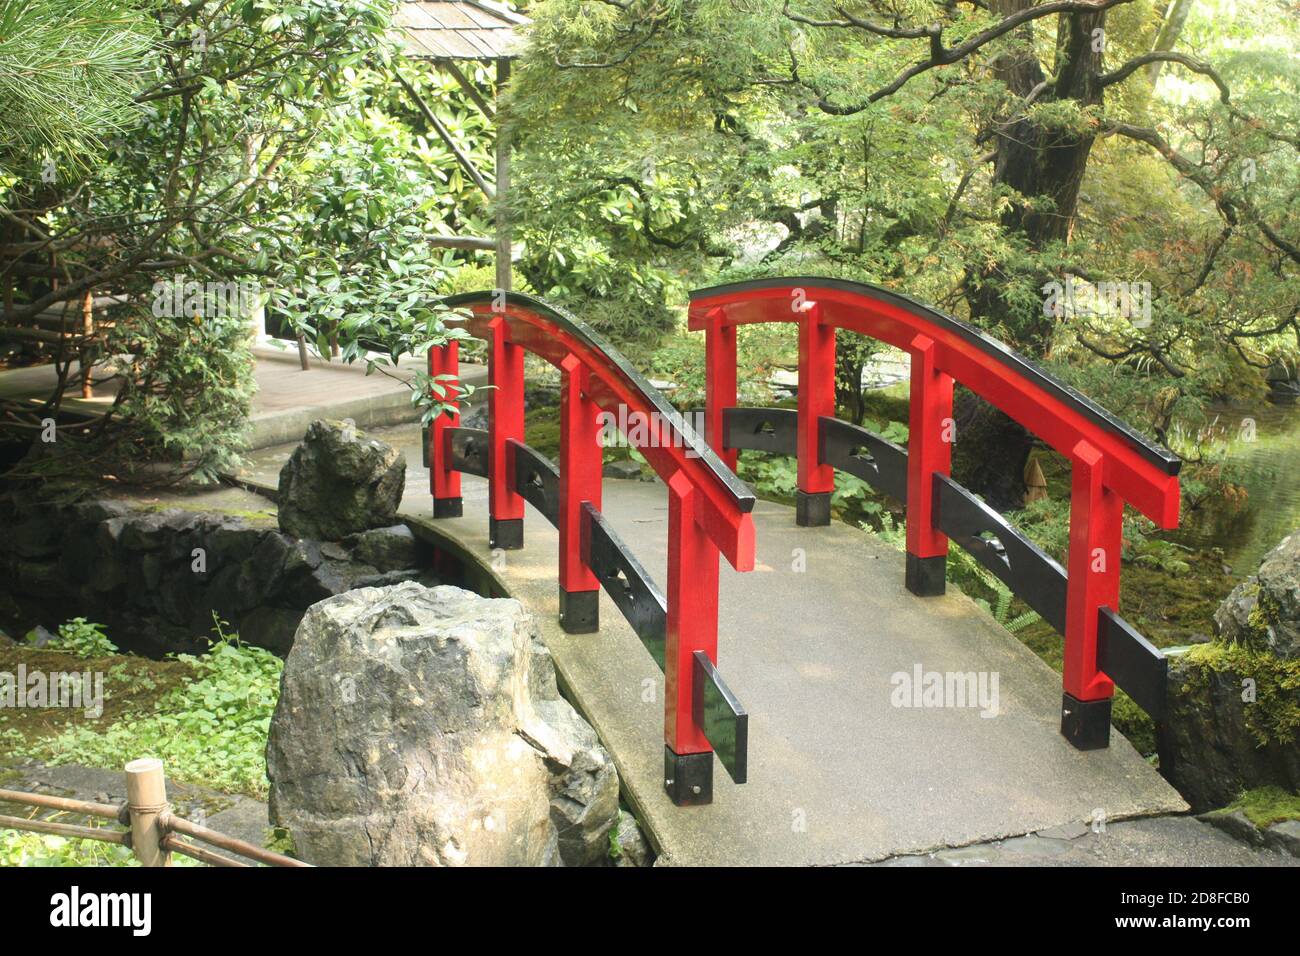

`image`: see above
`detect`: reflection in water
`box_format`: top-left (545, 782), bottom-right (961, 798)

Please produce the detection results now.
top-left (1173, 401), bottom-right (1300, 577)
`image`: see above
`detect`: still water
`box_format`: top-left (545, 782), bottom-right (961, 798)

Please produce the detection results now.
top-left (1173, 400), bottom-right (1300, 577)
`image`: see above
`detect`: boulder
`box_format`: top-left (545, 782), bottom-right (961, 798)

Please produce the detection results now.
top-left (1159, 651), bottom-right (1300, 811)
top-left (277, 420), bottom-right (406, 541)
top-left (266, 582), bottom-right (619, 866)
top-left (602, 459), bottom-right (643, 481)
top-left (1266, 820), bottom-right (1300, 858)
top-left (1215, 529), bottom-right (1300, 660)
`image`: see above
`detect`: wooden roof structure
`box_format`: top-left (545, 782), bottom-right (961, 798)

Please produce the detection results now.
top-left (396, 0), bottom-right (529, 61)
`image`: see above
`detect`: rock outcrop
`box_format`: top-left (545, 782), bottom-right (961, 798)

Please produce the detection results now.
top-left (277, 419), bottom-right (406, 541)
top-left (1159, 530), bottom-right (1300, 811)
top-left (266, 582), bottom-right (620, 866)
top-left (1160, 650), bottom-right (1300, 811)
top-left (0, 493), bottom-right (431, 656)
top-left (1215, 529), bottom-right (1300, 660)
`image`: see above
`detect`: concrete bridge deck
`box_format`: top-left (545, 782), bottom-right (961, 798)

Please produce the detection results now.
top-left (239, 422), bottom-right (1186, 866)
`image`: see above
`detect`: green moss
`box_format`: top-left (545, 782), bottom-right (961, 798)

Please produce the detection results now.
top-left (137, 500), bottom-right (277, 524)
top-left (1222, 785), bottom-right (1300, 827)
top-left (524, 407), bottom-right (561, 459)
top-left (1111, 691), bottom-right (1158, 755)
top-left (1181, 641), bottom-right (1300, 747)
top-left (1120, 548), bottom-right (1237, 648)
top-left (1244, 586), bottom-right (1284, 647)
top-left (265, 825), bottom-right (299, 858)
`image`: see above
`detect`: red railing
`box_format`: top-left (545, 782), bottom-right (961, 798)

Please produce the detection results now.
top-left (428, 291), bottom-right (755, 804)
top-left (689, 277), bottom-right (1181, 747)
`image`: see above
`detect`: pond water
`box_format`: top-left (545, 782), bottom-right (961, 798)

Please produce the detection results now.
top-left (1173, 400), bottom-right (1300, 577)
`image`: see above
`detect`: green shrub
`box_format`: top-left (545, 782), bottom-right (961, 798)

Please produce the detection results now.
top-left (18, 625), bottom-right (282, 797)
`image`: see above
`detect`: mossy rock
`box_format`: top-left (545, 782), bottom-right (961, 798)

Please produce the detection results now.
top-left (1215, 529), bottom-right (1300, 660)
top-left (1158, 645), bottom-right (1300, 811)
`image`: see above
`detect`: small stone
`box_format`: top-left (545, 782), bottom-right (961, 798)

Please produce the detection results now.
top-left (998, 834), bottom-right (1073, 858)
top-left (347, 525), bottom-right (418, 572)
top-left (1263, 820), bottom-right (1300, 858)
top-left (602, 460), bottom-right (643, 481)
top-left (933, 845), bottom-right (993, 865)
top-left (318, 541), bottom-right (350, 562)
top-left (1197, 809), bottom-right (1265, 847)
top-left (1036, 820), bottom-right (1090, 841)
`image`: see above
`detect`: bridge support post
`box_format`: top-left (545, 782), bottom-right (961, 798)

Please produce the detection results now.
top-left (427, 339), bottom-right (462, 518)
top-left (704, 307), bottom-right (738, 472)
top-left (488, 315), bottom-right (525, 550)
top-left (796, 302), bottom-right (835, 526)
top-left (663, 471), bottom-right (718, 806)
top-left (904, 334), bottom-right (953, 596)
top-left (1061, 440), bottom-right (1119, 749)
top-left (558, 357), bottom-right (602, 633)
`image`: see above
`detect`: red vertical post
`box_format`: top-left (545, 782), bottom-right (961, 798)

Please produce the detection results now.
top-left (488, 315), bottom-right (525, 549)
top-left (796, 301), bottom-right (835, 526)
top-left (428, 339), bottom-right (462, 518)
top-left (1061, 438), bottom-right (1120, 749)
top-left (663, 470), bottom-right (719, 806)
top-left (704, 307), bottom-right (738, 471)
top-left (558, 355), bottom-right (603, 633)
top-left (904, 333), bottom-right (954, 596)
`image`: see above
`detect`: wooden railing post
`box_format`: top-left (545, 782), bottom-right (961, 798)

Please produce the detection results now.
top-left (704, 306), bottom-right (738, 471)
top-left (904, 333), bottom-right (954, 596)
top-left (1061, 439), bottom-right (1120, 749)
top-left (663, 471), bottom-right (720, 806)
top-left (796, 300), bottom-right (835, 526)
top-left (488, 314), bottom-right (525, 549)
top-left (558, 356), bottom-right (603, 632)
top-left (125, 758), bottom-right (170, 867)
top-left (428, 339), bottom-right (462, 518)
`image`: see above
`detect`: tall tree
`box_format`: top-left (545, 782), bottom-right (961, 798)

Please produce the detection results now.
top-left (512, 0), bottom-right (1299, 500)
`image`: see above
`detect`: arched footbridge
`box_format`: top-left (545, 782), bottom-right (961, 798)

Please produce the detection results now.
top-left (415, 278), bottom-right (1188, 865)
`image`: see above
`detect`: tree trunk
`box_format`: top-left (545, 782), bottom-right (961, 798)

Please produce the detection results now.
top-left (1148, 0), bottom-right (1196, 83)
top-left (958, 4), bottom-right (1109, 503)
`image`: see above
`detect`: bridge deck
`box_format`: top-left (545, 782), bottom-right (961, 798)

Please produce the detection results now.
top-left (243, 424), bottom-right (1186, 866)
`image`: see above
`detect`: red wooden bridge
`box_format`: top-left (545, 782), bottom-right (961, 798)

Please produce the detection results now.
top-left (416, 277), bottom-right (1187, 863)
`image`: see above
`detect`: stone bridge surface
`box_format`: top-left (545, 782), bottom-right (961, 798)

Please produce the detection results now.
top-left (241, 423), bottom-right (1186, 866)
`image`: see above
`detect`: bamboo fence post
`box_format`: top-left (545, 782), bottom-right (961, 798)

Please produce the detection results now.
top-left (124, 758), bottom-right (170, 867)
top-left (80, 291), bottom-right (94, 399)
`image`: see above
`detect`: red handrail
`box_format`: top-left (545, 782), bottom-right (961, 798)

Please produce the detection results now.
top-left (689, 276), bottom-right (1180, 748)
top-left (428, 291), bottom-right (755, 804)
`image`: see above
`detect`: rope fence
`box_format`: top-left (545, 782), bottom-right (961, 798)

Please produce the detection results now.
top-left (0, 758), bottom-right (308, 867)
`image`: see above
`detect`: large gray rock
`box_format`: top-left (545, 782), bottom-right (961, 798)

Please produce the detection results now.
top-left (277, 420), bottom-right (406, 541)
top-left (1215, 529), bottom-right (1300, 660)
top-left (266, 582), bottom-right (619, 866)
